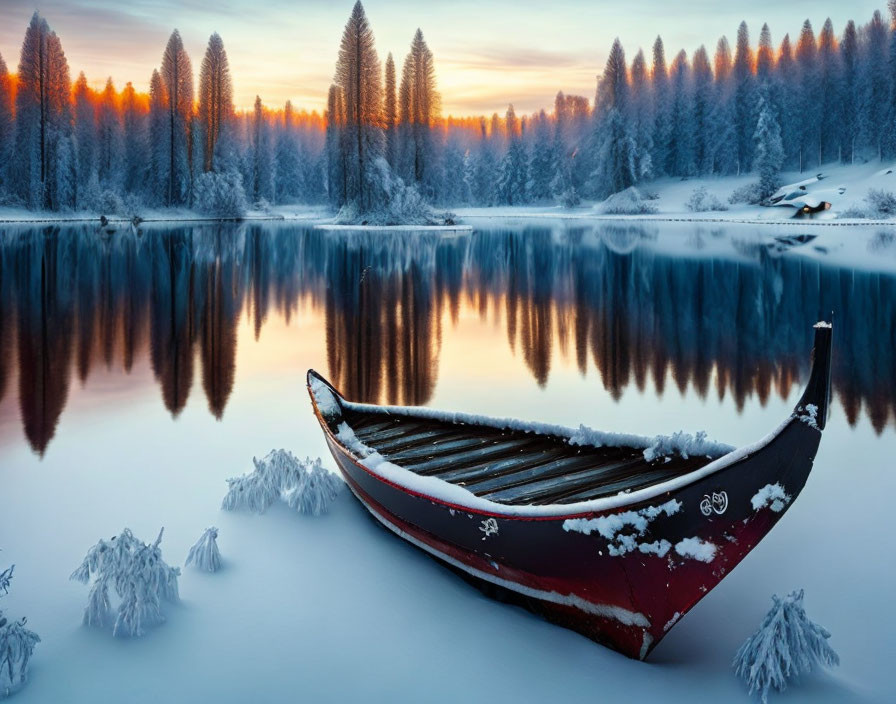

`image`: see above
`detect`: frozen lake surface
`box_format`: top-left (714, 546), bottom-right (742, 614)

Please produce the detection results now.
top-left (0, 220), bottom-right (894, 702)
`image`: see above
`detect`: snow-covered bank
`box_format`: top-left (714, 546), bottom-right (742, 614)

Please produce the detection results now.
top-left (457, 162), bottom-right (896, 226)
top-left (0, 204), bottom-right (330, 225)
top-left (5, 163), bottom-right (896, 228)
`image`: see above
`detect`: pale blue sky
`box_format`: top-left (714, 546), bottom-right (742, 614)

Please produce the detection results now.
top-left (0, 1), bottom-right (885, 115)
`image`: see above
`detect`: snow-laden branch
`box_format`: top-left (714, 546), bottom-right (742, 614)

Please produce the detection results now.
top-left (70, 528), bottom-right (180, 638)
top-left (222, 450), bottom-right (343, 516)
top-left (185, 527), bottom-right (222, 573)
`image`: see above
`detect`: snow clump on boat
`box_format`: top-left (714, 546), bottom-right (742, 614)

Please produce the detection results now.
top-left (673, 537), bottom-right (717, 563)
top-left (222, 450), bottom-right (343, 516)
top-left (751, 483), bottom-right (792, 513)
top-left (642, 430), bottom-right (734, 462)
top-left (563, 500), bottom-right (681, 556)
top-left (796, 404), bottom-right (819, 429)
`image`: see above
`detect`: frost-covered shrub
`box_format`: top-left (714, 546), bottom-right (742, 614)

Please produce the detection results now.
top-left (686, 186), bottom-right (729, 213)
top-left (193, 170), bottom-right (248, 219)
top-left (728, 182), bottom-right (764, 205)
top-left (733, 590), bottom-right (839, 703)
top-left (557, 187), bottom-right (581, 208)
top-left (599, 187), bottom-right (658, 215)
top-left (223, 450), bottom-right (343, 516)
top-left (94, 189), bottom-right (126, 216)
top-left (185, 527), bottom-right (221, 573)
top-left (864, 189), bottom-right (896, 217)
top-left (837, 204), bottom-right (869, 219)
top-left (335, 157), bottom-right (438, 226)
top-left (0, 564), bottom-right (40, 699)
top-left (70, 528), bottom-right (180, 638)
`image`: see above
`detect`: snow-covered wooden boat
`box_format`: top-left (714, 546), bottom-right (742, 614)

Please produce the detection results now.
top-left (308, 321), bottom-right (832, 660)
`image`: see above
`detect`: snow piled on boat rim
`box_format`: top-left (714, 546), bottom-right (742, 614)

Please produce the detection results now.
top-left (318, 392), bottom-right (799, 517)
top-left (338, 397), bottom-right (734, 462)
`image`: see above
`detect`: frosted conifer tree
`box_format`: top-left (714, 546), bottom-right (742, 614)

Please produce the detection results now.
top-left (185, 527), bottom-right (221, 573)
top-left (733, 590), bottom-right (838, 703)
top-left (70, 528), bottom-right (180, 638)
top-left (494, 105), bottom-right (527, 205)
top-left (0, 563), bottom-right (40, 698)
top-left (160, 30), bottom-right (194, 206)
top-left (0, 52), bottom-right (12, 196)
top-left (96, 78), bottom-right (123, 191)
top-left (753, 97), bottom-right (784, 201)
top-left (13, 12), bottom-right (73, 210)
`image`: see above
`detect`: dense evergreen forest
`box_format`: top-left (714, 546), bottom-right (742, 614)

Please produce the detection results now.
top-left (1, 2), bottom-right (895, 218)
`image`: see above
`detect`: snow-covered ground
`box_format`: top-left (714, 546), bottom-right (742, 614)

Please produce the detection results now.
top-left (4, 163), bottom-right (896, 227)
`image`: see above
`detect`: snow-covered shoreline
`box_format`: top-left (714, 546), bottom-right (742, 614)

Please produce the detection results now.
top-left (6, 162), bottom-right (896, 228)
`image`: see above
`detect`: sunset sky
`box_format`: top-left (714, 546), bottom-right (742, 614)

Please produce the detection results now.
top-left (0, 0), bottom-right (884, 116)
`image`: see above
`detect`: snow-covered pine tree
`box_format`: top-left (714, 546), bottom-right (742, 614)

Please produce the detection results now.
top-left (333, 1), bottom-right (386, 215)
top-left (70, 528), bottom-right (180, 638)
top-left (97, 78), bottom-right (123, 192)
top-left (753, 96), bottom-right (784, 201)
top-left (0, 52), bottom-right (12, 196)
top-left (384, 53), bottom-right (397, 169)
top-left (667, 49), bottom-right (694, 176)
top-left (72, 72), bottom-right (97, 208)
top-left (494, 105), bottom-right (527, 205)
top-left (185, 527), bottom-right (221, 573)
top-left (0, 563), bottom-right (40, 698)
top-left (691, 46), bottom-right (713, 174)
top-left (160, 29), bottom-right (194, 206)
top-left (817, 19), bottom-right (842, 165)
top-left (775, 34), bottom-right (799, 170)
top-left (249, 96), bottom-right (274, 205)
top-left (274, 101), bottom-right (303, 202)
top-left (198, 33), bottom-right (234, 174)
top-left (121, 82), bottom-right (149, 198)
top-left (627, 51), bottom-right (654, 180)
top-left (710, 36), bottom-right (738, 175)
top-left (148, 69), bottom-right (170, 205)
top-left (732, 22), bottom-right (756, 175)
top-left (861, 12), bottom-right (890, 161)
top-left (595, 108), bottom-right (636, 197)
top-left (733, 590), bottom-right (839, 703)
top-left (839, 21), bottom-right (859, 164)
top-left (527, 111), bottom-right (554, 202)
top-left (649, 36), bottom-right (671, 178)
top-left (795, 20), bottom-right (819, 172)
top-left (13, 12), bottom-right (73, 210)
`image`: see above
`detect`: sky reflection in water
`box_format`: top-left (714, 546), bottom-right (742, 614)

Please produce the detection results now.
top-left (0, 221), bottom-right (894, 458)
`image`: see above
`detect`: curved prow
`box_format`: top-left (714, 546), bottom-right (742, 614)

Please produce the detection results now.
top-left (793, 319), bottom-right (833, 431)
top-left (307, 369), bottom-right (346, 427)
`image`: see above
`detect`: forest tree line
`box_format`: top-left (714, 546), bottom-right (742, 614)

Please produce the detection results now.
top-left (2, 3), bottom-right (896, 216)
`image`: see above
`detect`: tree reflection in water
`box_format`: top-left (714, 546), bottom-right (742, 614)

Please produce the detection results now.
top-left (0, 221), bottom-right (894, 454)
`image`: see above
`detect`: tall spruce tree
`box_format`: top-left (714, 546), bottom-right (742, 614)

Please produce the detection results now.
top-left (198, 33), bottom-right (234, 173)
top-left (333, 0), bottom-right (385, 213)
top-left (160, 29), bottom-right (194, 205)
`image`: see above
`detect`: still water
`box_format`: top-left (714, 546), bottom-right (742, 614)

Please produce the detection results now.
top-left (0, 220), bottom-right (894, 701)
top-left (0, 221), bottom-right (894, 455)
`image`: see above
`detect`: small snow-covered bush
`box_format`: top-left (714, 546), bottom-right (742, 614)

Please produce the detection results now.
top-left (70, 528), bottom-right (180, 638)
top-left (193, 170), bottom-right (248, 219)
top-left (335, 157), bottom-right (439, 226)
top-left (185, 527), bottom-right (221, 573)
top-left (223, 450), bottom-right (343, 516)
top-left (733, 590), bottom-right (838, 703)
top-left (728, 182), bottom-right (764, 205)
top-left (686, 186), bottom-right (729, 213)
top-left (557, 187), bottom-right (581, 208)
top-left (864, 189), bottom-right (896, 217)
top-left (599, 187), bottom-right (658, 215)
top-left (0, 564), bottom-right (40, 699)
